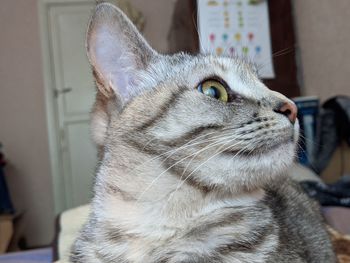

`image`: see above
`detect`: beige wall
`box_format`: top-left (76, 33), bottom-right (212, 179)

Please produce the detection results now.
top-left (0, 0), bottom-right (55, 247)
top-left (294, 0), bottom-right (350, 100)
top-left (293, 0), bottom-right (350, 180)
top-left (127, 0), bottom-right (178, 53)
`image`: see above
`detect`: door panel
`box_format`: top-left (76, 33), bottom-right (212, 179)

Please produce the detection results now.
top-left (48, 2), bottom-right (97, 209)
top-left (57, 8), bottom-right (96, 115)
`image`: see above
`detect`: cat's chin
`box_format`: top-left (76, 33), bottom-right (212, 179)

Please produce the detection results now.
top-left (244, 141), bottom-right (296, 171)
top-left (191, 141), bottom-right (296, 193)
top-left (222, 138), bottom-right (294, 157)
top-left (230, 141), bottom-right (295, 190)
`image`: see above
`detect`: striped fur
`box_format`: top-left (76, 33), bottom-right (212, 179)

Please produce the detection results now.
top-left (71, 3), bottom-right (336, 263)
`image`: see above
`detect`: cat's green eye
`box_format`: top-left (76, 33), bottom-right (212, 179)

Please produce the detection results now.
top-left (197, 80), bottom-right (228, 103)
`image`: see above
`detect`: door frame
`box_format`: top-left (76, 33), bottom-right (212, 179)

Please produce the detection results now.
top-left (38, 0), bottom-right (94, 215)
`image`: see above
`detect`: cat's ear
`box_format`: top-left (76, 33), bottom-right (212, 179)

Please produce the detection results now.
top-left (86, 3), bottom-right (156, 106)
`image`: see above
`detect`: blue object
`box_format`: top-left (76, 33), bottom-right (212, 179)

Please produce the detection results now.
top-left (255, 46), bottom-right (261, 54)
top-left (293, 97), bottom-right (319, 167)
top-left (0, 248), bottom-right (52, 263)
top-left (0, 145), bottom-right (14, 214)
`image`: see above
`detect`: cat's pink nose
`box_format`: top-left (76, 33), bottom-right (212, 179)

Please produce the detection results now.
top-left (275, 101), bottom-right (298, 124)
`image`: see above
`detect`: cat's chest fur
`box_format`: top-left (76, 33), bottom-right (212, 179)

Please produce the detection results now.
top-left (88, 188), bottom-right (278, 263)
top-left (72, 180), bottom-right (335, 263)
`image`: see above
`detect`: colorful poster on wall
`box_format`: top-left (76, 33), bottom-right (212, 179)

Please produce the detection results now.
top-left (197, 0), bottom-right (275, 78)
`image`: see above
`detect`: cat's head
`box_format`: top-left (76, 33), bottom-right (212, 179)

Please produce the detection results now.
top-left (87, 3), bottom-right (299, 194)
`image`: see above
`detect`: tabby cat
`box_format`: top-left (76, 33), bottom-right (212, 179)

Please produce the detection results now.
top-left (71, 3), bottom-right (336, 262)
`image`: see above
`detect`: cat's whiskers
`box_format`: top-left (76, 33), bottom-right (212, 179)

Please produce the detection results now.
top-left (132, 127), bottom-right (236, 172)
top-left (295, 140), bottom-right (318, 170)
top-left (191, 11), bottom-right (207, 53)
top-left (131, 131), bottom-right (221, 172)
top-left (135, 132), bottom-right (244, 202)
top-left (161, 130), bottom-right (235, 164)
top-left (271, 46), bottom-right (294, 58)
top-left (142, 125), bottom-right (259, 196)
top-left (172, 142), bottom-right (254, 196)
top-left (168, 135), bottom-right (249, 202)
top-left (256, 46), bottom-right (294, 73)
top-left (178, 132), bottom-right (246, 185)
top-left (135, 133), bottom-right (237, 203)
top-left (298, 132), bottom-right (321, 149)
top-left (260, 46), bottom-right (294, 65)
top-left (228, 142), bottom-right (255, 161)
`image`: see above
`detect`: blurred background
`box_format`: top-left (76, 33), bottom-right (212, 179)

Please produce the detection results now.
top-left (0, 0), bottom-right (349, 261)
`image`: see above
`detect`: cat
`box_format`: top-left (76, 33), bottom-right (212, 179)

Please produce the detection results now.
top-left (71, 3), bottom-right (336, 263)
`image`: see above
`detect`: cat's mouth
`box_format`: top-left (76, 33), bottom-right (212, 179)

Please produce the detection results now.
top-left (222, 137), bottom-right (294, 157)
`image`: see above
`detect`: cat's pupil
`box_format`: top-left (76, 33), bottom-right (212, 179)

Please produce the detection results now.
top-left (204, 86), bottom-right (220, 99)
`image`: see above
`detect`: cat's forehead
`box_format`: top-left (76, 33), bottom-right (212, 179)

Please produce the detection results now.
top-left (146, 53), bottom-right (271, 100)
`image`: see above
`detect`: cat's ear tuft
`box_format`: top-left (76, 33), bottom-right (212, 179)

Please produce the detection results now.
top-left (86, 3), bottom-right (156, 106)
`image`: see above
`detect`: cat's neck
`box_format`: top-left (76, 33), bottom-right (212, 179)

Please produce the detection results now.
top-left (94, 145), bottom-right (266, 234)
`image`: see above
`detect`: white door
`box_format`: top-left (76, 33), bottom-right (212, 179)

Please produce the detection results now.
top-left (44, 1), bottom-right (97, 212)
